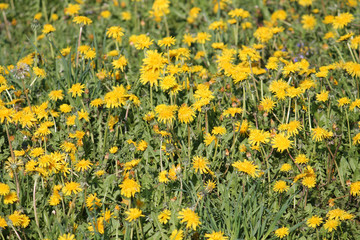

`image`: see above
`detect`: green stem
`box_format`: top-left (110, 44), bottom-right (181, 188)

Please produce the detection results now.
top-left (345, 108), bottom-right (351, 147)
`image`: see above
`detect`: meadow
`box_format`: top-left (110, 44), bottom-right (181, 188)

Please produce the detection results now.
top-left (0, 0), bottom-right (360, 239)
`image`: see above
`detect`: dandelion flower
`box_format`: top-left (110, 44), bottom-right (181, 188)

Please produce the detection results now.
top-left (301, 15), bottom-right (316, 30)
top-left (4, 191), bottom-right (18, 204)
top-left (350, 181), bottom-right (360, 196)
top-left (158, 209), bottom-right (171, 224)
top-left (170, 229), bottom-right (184, 240)
top-left (0, 216), bottom-right (7, 228)
top-left (155, 104), bottom-right (178, 125)
top-left (294, 154), bottom-right (309, 164)
top-left (86, 193), bottom-right (101, 210)
top-left (273, 180), bottom-right (290, 193)
top-left (192, 156), bottom-right (210, 174)
top-left (0, 183), bottom-right (10, 196)
top-left (119, 178), bottom-right (140, 198)
top-left (204, 231), bottom-right (228, 240)
top-left (323, 219), bottom-right (339, 232)
top-left (316, 90), bottom-right (329, 102)
top-left (68, 83), bottom-right (85, 97)
top-left (307, 215), bottom-right (323, 228)
top-left (280, 163), bottom-right (292, 172)
top-left (62, 182), bottom-right (82, 196)
top-left (232, 160), bottom-right (260, 178)
top-left (212, 126), bottom-right (226, 135)
top-left (178, 208), bottom-right (201, 230)
top-left (73, 16), bottom-right (92, 25)
top-left (271, 133), bottom-right (292, 152)
top-left (58, 233), bottom-right (76, 240)
top-left (302, 176), bottom-right (316, 188)
top-left (158, 36), bottom-right (176, 47)
top-left (112, 55), bottom-right (127, 71)
top-left (274, 227), bottom-right (289, 238)
top-left (178, 104), bottom-right (195, 124)
top-left (75, 159), bottom-right (93, 172)
top-left (332, 12), bottom-right (354, 29)
top-left (249, 129), bottom-right (271, 147)
top-left (125, 208), bottom-right (144, 222)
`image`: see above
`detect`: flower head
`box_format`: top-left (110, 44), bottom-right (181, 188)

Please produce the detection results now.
top-left (125, 208), bottom-right (144, 222)
top-left (178, 208), bottom-right (201, 230)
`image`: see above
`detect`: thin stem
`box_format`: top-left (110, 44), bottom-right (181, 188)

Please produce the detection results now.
top-left (188, 124), bottom-right (191, 163)
top-left (345, 109), bottom-right (351, 147)
top-left (10, 224), bottom-right (22, 240)
top-left (2, 11), bottom-right (12, 41)
top-left (76, 26), bottom-right (83, 67)
top-left (33, 177), bottom-right (43, 239)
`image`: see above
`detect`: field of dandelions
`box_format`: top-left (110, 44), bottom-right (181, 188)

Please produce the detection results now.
top-left (0, 0), bottom-right (360, 239)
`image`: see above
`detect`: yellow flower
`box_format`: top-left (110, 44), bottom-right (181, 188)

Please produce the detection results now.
top-left (307, 215), bottom-right (323, 228)
top-left (323, 219), bottom-right (339, 232)
top-left (178, 104), bottom-right (195, 124)
top-left (158, 209), bottom-right (171, 224)
top-left (119, 178), bottom-right (140, 198)
top-left (88, 217), bottom-right (105, 234)
top-left (170, 229), bottom-right (184, 240)
top-left (212, 126), bottom-right (226, 135)
top-left (158, 170), bottom-right (169, 183)
top-left (192, 156), bottom-right (210, 174)
top-left (0, 216), bottom-right (7, 228)
top-left (68, 83), bottom-right (85, 97)
top-left (302, 176), bottom-right (316, 188)
top-left (100, 10), bottom-right (111, 19)
top-left (0, 183), bottom-right (10, 196)
top-left (312, 127), bottom-right (332, 142)
top-left (106, 26), bottom-right (124, 40)
top-left (332, 12), bottom-right (354, 29)
top-left (73, 16), bottom-right (92, 25)
top-left (58, 233), bottom-right (75, 240)
top-left (249, 129), bottom-right (271, 147)
top-left (204, 231), bottom-right (228, 240)
top-left (178, 208), bottom-right (201, 230)
top-left (90, 98), bottom-right (104, 107)
top-left (279, 121), bottom-right (302, 136)
top-left (228, 8), bottom-right (250, 19)
top-left (196, 32), bottom-right (211, 44)
top-left (273, 180), bottom-right (290, 193)
top-left (254, 27), bottom-right (273, 43)
top-left (155, 104), bottom-right (178, 125)
top-left (350, 181), bottom-right (360, 196)
top-left (49, 90), bottom-right (64, 101)
top-left (316, 90), bottom-right (329, 102)
top-left (158, 36), bottom-right (176, 47)
top-left (280, 163), bottom-right (292, 172)
top-left (62, 182), bottom-right (82, 196)
top-left (131, 34), bottom-right (153, 50)
top-left (260, 97), bottom-right (276, 112)
top-left (8, 211), bottom-right (30, 228)
top-left (65, 4), bottom-right (80, 16)
top-left (232, 160), bottom-right (260, 178)
top-left (112, 55), bottom-right (127, 71)
top-left (294, 154), bottom-right (309, 164)
top-left (0, 3), bottom-right (9, 10)
top-left (298, 0), bottom-right (313, 6)
top-left (204, 133), bottom-right (216, 146)
top-left (222, 107), bottom-right (242, 117)
top-left (75, 159), bottom-right (92, 172)
top-left (124, 159), bottom-right (141, 170)
top-left (42, 24), bottom-right (56, 34)
top-left (86, 193), bottom-right (101, 210)
top-left (301, 15), bottom-right (316, 30)
top-left (337, 97), bottom-right (351, 107)
top-left (125, 208), bottom-right (144, 222)
top-left (274, 227), bottom-right (289, 238)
